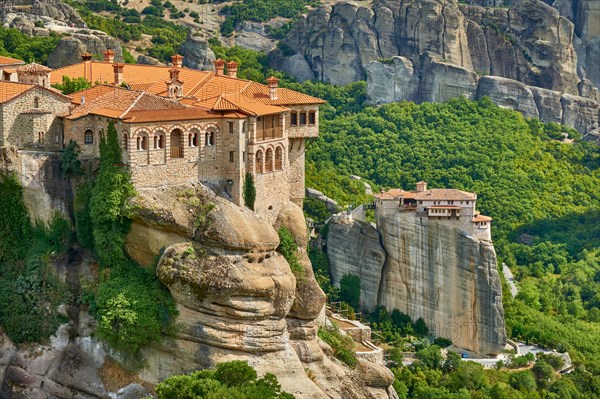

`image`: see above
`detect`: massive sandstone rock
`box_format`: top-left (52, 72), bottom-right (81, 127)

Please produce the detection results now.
top-left (327, 213), bottom-right (506, 355)
top-left (0, 146), bottom-right (70, 225)
top-left (179, 31), bottom-right (216, 71)
top-left (278, 0), bottom-right (586, 93)
top-left (47, 31), bottom-right (123, 69)
top-left (327, 219), bottom-right (386, 311)
top-left (127, 183), bottom-right (395, 399)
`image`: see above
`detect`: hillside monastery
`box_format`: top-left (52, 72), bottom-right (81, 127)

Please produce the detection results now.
top-left (0, 51), bottom-right (325, 217)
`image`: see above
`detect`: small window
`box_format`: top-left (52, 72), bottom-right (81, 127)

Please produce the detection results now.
top-left (243, 151), bottom-right (246, 162)
top-left (242, 121), bottom-right (248, 133)
top-left (34, 97), bottom-right (39, 108)
top-left (299, 112), bottom-right (307, 126)
top-left (290, 112), bottom-right (298, 127)
top-left (228, 121), bottom-right (234, 134)
top-left (229, 151), bottom-right (234, 162)
top-left (309, 111), bottom-right (316, 125)
top-left (122, 133), bottom-right (128, 150)
top-left (84, 130), bottom-right (93, 144)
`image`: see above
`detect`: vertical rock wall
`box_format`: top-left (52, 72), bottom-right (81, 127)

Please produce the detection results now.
top-left (327, 213), bottom-right (506, 355)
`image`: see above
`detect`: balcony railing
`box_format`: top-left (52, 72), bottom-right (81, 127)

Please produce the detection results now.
top-left (170, 147), bottom-right (183, 158)
top-left (255, 127), bottom-right (283, 141)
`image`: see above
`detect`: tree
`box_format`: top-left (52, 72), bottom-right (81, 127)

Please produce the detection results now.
top-left (243, 172), bottom-right (256, 210)
top-left (0, 173), bottom-right (31, 262)
top-left (509, 371), bottom-right (537, 392)
top-left (52, 76), bottom-right (92, 95)
top-left (60, 140), bottom-right (82, 176)
top-left (414, 317), bottom-right (429, 336)
top-left (340, 273), bottom-right (361, 310)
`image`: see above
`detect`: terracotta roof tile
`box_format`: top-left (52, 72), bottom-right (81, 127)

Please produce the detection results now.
top-left (17, 63), bottom-right (52, 74)
top-left (51, 61), bottom-right (325, 113)
top-left (0, 56), bottom-right (25, 66)
top-left (0, 81), bottom-right (34, 103)
top-left (473, 215), bottom-right (492, 222)
top-left (414, 189), bottom-right (477, 201)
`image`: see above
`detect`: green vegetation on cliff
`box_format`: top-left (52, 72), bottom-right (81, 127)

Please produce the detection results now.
top-left (0, 173), bottom-right (69, 343)
top-left (0, 27), bottom-right (60, 64)
top-left (153, 360), bottom-right (295, 398)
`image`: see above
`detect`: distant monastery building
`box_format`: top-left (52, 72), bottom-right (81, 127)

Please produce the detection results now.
top-left (375, 181), bottom-right (493, 240)
top-left (0, 51), bottom-right (325, 218)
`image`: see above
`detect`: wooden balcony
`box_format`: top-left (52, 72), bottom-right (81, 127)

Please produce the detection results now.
top-left (255, 127), bottom-right (283, 141)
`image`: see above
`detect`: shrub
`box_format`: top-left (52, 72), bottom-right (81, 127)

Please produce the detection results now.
top-left (154, 361), bottom-right (295, 398)
top-left (318, 326), bottom-right (357, 368)
top-left (243, 172), bottom-right (256, 210)
top-left (277, 227), bottom-right (304, 277)
top-left (0, 173), bottom-right (31, 262)
top-left (61, 140), bottom-right (82, 176)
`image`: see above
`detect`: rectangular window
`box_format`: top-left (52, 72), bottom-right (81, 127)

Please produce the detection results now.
top-left (309, 111), bottom-right (316, 125)
top-left (299, 112), bottom-right (307, 126)
top-left (228, 121), bottom-right (234, 133)
top-left (229, 151), bottom-right (234, 162)
top-left (242, 151), bottom-right (246, 162)
top-left (290, 112), bottom-right (298, 126)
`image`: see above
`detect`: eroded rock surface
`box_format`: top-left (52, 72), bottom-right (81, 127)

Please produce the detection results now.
top-left (47, 31), bottom-right (123, 68)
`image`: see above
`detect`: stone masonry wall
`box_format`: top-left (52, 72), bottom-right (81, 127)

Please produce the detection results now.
top-left (1, 87), bottom-right (70, 150)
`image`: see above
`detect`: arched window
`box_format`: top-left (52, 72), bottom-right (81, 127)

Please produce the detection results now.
top-left (84, 129), bottom-right (93, 145)
top-left (141, 136), bottom-right (148, 150)
top-left (137, 137), bottom-right (141, 150)
top-left (122, 133), bottom-right (128, 150)
top-left (275, 146), bottom-right (283, 170)
top-left (34, 97), bottom-right (39, 108)
top-left (158, 134), bottom-right (165, 149)
top-left (255, 150), bottom-right (264, 174)
top-left (265, 148), bottom-right (273, 172)
top-left (154, 135), bottom-right (159, 149)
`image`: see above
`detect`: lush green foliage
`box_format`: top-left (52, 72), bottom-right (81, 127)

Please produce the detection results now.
top-left (0, 174), bottom-right (69, 343)
top-left (209, 38), bottom-right (272, 82)
top-left (318, 326), bottom-right (357, 368)
top-left (389, 343), bottom-right (600, 399)
top-left (67, 0), bottom-right (188, 62)
top-left (339, 273), bottom-right (361, 310)
top-left (89, 122), bottom-right (135, 268)
top-left (243, 172), bottom-right (256, 210)
top-left (93, 260), bottom-right (177, 356)
top-left (153, 361), bottom-right (295, 398)
top-left (219, 0), bottom-right (317, 36)
top-left (0, 27), bottom-right (60, 64)
top-left (60, 140), bottom-right (83, 176)
top-left (52, 76), bottom-right (93, 95)
top-left (277, 227), bottom-right (304, 277)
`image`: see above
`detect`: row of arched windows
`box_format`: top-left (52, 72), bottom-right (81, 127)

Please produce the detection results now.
top-left (255, 146), bottom-right (284, 174)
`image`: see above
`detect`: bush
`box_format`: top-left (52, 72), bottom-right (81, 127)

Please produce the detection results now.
top-left (318, 327), bottom-right (357, 368)
top-left (60, 140), bottom-right (82, 176)
top-left (0, 173), bottom-right (31, 262)
top-left (154, 361), bottom-right (295, 398)
top-left (277, 227), bottom-right (304, 277)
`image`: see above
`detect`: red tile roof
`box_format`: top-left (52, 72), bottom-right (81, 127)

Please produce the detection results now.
top-left (473, 215), bottom-right (492, 222)
top-left (0, 56), bottom-right (25, 66)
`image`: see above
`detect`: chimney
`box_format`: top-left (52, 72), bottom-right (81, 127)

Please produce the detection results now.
top-left (226, 60), bottom-right (238, 78)
top-left (171, 54), bottom-right (184, 68)
top-left (113, 62), bottom-right (124, 85)
top-left (103, 49), bottom-right (115, 63)
top-left (416, 181), bottom-right (427, 192)
top-left (169, 68), bottom-right (180, 80)
top-left (266, 76), bottom-right (279, 100)
top-left (81, 53), bottom-right (93, 62)
top-left (213, 58), bottom-right (225, 76)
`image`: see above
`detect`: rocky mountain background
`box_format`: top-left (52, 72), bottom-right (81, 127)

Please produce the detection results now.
top-left (275, 0), bottom-right (600, 134)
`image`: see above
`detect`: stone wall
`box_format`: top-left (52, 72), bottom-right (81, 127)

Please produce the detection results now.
top-left (1, 87), bottom-right (70, 150)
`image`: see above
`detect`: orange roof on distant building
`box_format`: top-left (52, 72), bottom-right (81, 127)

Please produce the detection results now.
top-left (17, 63), bottom-right (52, 74)
top-left (473, 215), bottom-right (492, 222)
top-left (0, 56), bottom-right (25, 66)
top-left (414, 189), bottom-right (477, 201)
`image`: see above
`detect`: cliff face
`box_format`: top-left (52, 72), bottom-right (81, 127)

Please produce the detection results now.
top-left (277, 0), bottom-right (600, 133)
top-left (0, 181), bottom-right (398, 398)
top-left (328, 213), bottom-right (506, 355)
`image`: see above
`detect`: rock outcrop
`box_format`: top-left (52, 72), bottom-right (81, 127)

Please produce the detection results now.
top-left (0, 146), bottom-right (70, 224)
top-left (276, 0), bottom-right (600, 133)
top-left (47, 31), bottom-right (123, 69)
top-left (128, 184), bottom-right (396, 399)
top-left (179, 31), bottom-right (216, 71)
top-left (366, 55), bottom-right (600, 133)
top-left (327, 213), bottom-right (506, 355)
top-left (328, 219), bottom-right (386, 311)
top-left (2, 0), bottom-right (84, 35)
